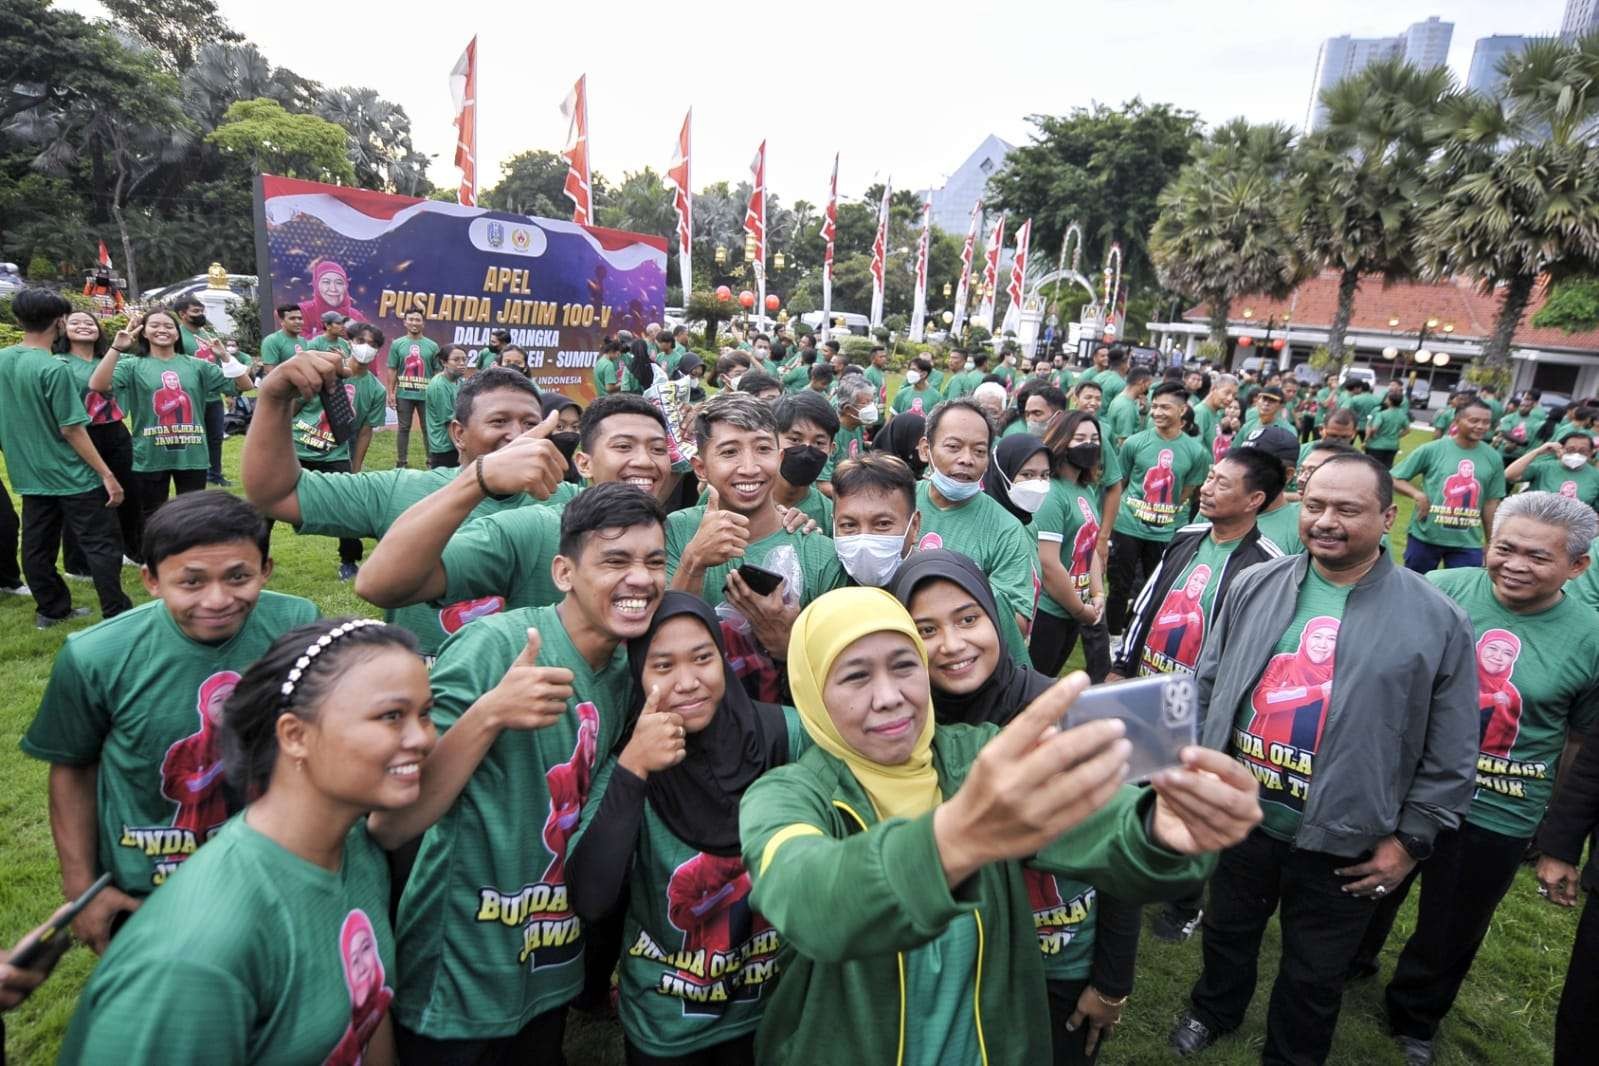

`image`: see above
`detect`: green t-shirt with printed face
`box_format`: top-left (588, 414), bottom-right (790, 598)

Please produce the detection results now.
top-left (594, 354), bottom-right (620, 395)
top-left (911, 481), bottom-right (1038, 661)
top-left (293, 467), bottom-right (538, 655)
top-left (572, 710), bottom-right (808, 1056)
top-left (19, 592), bottom-right (319, 895)
top-left (1092, 369), bottom-right (1126, 407)
top-left (291, 372), bottom-right (387, 464)
top-left (1113, 429), bottom-right (1211, 542)
top-left (1102, 392), bottom-right (1143, 446)
top-left (1137, 534), bottom-right (1242, 677)
top-left (258, 329), bottom-right (306, 367)
top-left (1428, 568), bottom-right (1599, 838)
top-left (664, 506), bottom-right (847, 611)
top-left (1255, 503), bottom-right (1303, 555)
top-left (1024, 873), bottom-right (1101, 981)
top-left (1497, 410), bottom-right (1547, 458)
top-left (0, 344), bottom-right (97, 495)
top-left (1230, 566), bottom-right (1351, 841)
top-left (395, 605), bottom-right (631, 1039)
top-left (61, 818), bottom-right (395, 1065)
top-left (819, 423), bottom-right (867, 483)
top-left (112, 353), bottom-right (226, 472)
top-left (305, 335), bottom-right (352, 357)
top-left (891, 383), bottom-right (943, 417)
top-left (1034, 478), bottom-right (1100, 619)
top-left (434, 504), bottom-right (564, 614)
top-left (424, 372), bottom-right (462, 454)
top-left (57, 352), bottom-right (126, 428)
top-left (1520, 453), bottom-right (1599, 509)
top-left (387, 335), bottom-right (441, 399)
top-left (1366, 406), bottom-right (1410, 451)
top-left (1569, 536), bottom-right (1599, 614)
top-left (1392, 437), bottom-right (1507, 549)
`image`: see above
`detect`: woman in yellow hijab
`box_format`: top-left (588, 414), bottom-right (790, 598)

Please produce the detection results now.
top-left (739, 587), bottom-right (1262, 1066)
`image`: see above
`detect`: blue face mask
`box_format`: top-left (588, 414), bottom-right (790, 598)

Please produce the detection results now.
top-left (930, 465), bottom-right (983, 502)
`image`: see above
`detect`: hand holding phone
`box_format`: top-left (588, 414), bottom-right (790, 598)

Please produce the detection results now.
top-left (6, 872), bottom-right (112, 971)
top-left (735, 562), bottom-right (785, 598)
top-left (320, 381), bottom-right (358, 445)
top-left (1061, 674), bottom-right (1198, 783)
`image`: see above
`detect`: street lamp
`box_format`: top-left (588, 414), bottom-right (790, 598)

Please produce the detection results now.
top-left (773, 251), bottom-right (786, 271)
top-left (714, 244), bottom-right (727, 266)
top-left (743, 232), bottom-right (757, 261)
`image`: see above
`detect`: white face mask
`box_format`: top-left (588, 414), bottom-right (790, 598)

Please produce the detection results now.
top-left (856, 403), bottom-right (880, 424)
top-left (726, 374), bottom-right (742, 390)
top-left (964, 359), bottom-right (975, 371)
top-left (1007, 479), bottom-right (1049, 514)
top-left (351, 343), bottom-right (377, 364)
top-left (905, 370), bottom-right (922, 385)
top-left (1562, 451), bottom-right (1590, 470)
top-left (836, 529), bottom-right (910, 586)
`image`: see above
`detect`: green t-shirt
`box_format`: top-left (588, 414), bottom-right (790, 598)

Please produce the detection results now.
top-left (1520, 454), bottom-right (1599, 509)
top-left (1432, 407), bottom-right (1456, 435)
top-left (664, 506), bottom-right (847, 611)
top-left (1092, 369), bottom-right (1126, 406)
top-left (782, 361), bottom-right (812, 393)
top-left (1137, 533), bottom-right (1242, 676)
top-left (1102, 392), bottom-right (1143, 447)
top-left (57, 352), bottom-right (126, 427)
top-left (820, 423), bottom-right (868, 483)
top-left (926, 369), bottom-right (949, 394)
top-left (387, 335), bottom-right (441, 399)
top-left (1192, 400), bottom-right (1220, 449)
top-left (891, 383), bottom-right (943, 417)
top-left (912, 481), bottom-right (1038, 660)
top-left (1428, 568), bottom-right (1599, 838)
top-left (259, 329), bottom-right (307, 367)
top-left (1553, 420), bottom-right (1598, 442)
top-left (1230, 566), bottom-right (1351, 841)
top-left (573, 709), bottom-right (808, 1056)
top-left (0, 344), bottom-right (97, 495)
top-left (1113, 429), bottom-right (1211, 542)
top-left (61, 818), bottom-right (395, 1065)
top-left (424, 372), bottom-right (462, 454)
top-left (1347, 393), bottom-right (1379, 430)
top-left (1482, 398), bottom-right (1505, 426)
top-left (1497, 410), bottom-right (1547, 458)
top-left (1034, 478), bottom-right (1100, 619)
top-left (305, 335), bottom-right (352, 357)
top-left (1024, 873), bottom-right (1101, 981)
top-left (435, 504), bottom-right (564, 613)
top-left (19, 592), bottom-right (319, 895)
top-left (1255, 503), bottom-right (1303, 555)
top-left (1392, 438), bottom-right (1507, 549)
top-left (1366, 406), bottom-right (1410, 451)
top-left (395, 605), bottom-right (631, 1038)
top-left (111, 353), bottom-right (226, 472)
top-left (943, 369), bottom-right (980, 401)
top-left (861, 365), bottom-right (886, 404)
top-left (787, 484), bottom-right (834, 530)
top-left (594, 354), bottom-right (620, 395)
top-left (291, 371), bottom-right (387, 464)
top-left (294, 466), bottom-right (538, 655)
top-left (1568, 536), bottom-right (1599, 614)
top-left (902, 913), bottom-right (981, 1066)
top-left (1312, 387), bottom-right (1334, 429)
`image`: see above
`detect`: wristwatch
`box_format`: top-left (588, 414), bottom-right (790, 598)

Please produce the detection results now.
top-left (1393, 831), bottom-right (1433, 862)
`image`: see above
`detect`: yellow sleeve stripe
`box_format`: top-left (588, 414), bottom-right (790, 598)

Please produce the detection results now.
top-left (759, 823), bottom-right (825, 876)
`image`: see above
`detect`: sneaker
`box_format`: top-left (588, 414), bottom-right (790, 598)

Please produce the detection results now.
top-left (64, 571), bottom-right (93, 583)
top-left (1, 583), bottom-right (30, 596)
top-left (123, 556), bottom-right (141, 568)
top-left (1395, 1036), bottom-right (1435, 1066)
top-left (1152, 904), bottom-right (1204, 943)
top-left (36, 607), bottom-right (92, 630)
top-left (337, 562), bottom-right (359, 582)
top-left (1345, 957), bottom-right (1380, 982)
top-left (209, 475), bottom-right (233, 487)
top-left (1169, 1013), bottom-right (1221, 1057)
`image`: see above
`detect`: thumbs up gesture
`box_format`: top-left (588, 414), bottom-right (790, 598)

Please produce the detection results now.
top-left (683, 487), bottom-right (751, 571)
top-left (618, 685), bottom-right (687, 778)
top-left (479, 628), bottom-right (577, 731)
top-left (474, 410), bottom-right (568, 500)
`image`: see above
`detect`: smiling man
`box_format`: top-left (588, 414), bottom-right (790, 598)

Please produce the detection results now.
top-left (1393, 399), bottom-right (1507, 573)
top-left (20, 493), bottom-right (317, 954)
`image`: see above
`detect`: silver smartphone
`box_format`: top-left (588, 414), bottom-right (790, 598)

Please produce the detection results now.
top-left (1062, 674), bottom-right (1198, 782)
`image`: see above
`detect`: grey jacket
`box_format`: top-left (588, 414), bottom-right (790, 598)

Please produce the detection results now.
top-left (1195, 550), bottom-right (1478, 858)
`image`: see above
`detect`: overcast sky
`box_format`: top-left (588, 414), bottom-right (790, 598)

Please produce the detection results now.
top-left (63, 0), bottom-right (1565, 204)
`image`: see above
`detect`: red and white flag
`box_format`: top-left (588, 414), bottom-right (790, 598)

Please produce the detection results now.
top-left (977, 212), bottom-right (1006, 325)
top-left (450, 37), bottom-right (478, 207)
top-left (820, 153), bottom-right (838, 338)
top-left (96, 239), bottom-right (113, 271)
top-left (666, 110), bottom-right (693, 298)
top-left (560, 75), bottom-right (592, 225)
top-left (909, 192), bottom-right (932, 342)
top-left (952, 200), bottom-right (979, 334)
top-left (869, 178), bottom-right (891, 329)
top-left (1001, 218), bottom-right (1031, 336)
top-left (744, 140), bottom-right (767, 315)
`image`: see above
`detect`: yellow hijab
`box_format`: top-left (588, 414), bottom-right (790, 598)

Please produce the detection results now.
top-left (787, 587), bottom-right (941, 819)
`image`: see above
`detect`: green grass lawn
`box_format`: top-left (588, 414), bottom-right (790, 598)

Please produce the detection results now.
top-left (0, 427), bottom-right (1578, 1064)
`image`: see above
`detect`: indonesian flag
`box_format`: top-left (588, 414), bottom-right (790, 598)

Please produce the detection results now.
top-left (869, 178), bottom-right (891, 329)
top-left (744, 140), bottom-right (767, 313)
top-left (560, 75), bottom-right (592, 225)
top-left (909, 192), bottom-right (932, 342)
top-left (951, 200), bottom-right (979, 334)
top-left (666, 110), bottom-right (692, 298)
top-left (450, 37), bottom-right (478, 207)
top-left (977, 212), bottom-right (1005, 325)
top-left (821, 153), bottom-right (838, 338)
top-left (1001, 218), bottom-right (1031, 336)
top-left (96, 239), bottom-right (113, 271)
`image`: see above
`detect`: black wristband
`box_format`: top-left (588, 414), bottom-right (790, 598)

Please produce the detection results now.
top-left (475, 456), bottom-right (513, 501)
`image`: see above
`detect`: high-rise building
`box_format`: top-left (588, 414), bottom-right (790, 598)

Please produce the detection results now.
top-left (1304, 16), bottom-right (1454, 131)
top-left (1467, 35), bottom-right (1536, 96)
top-left (1562, 0), bottom-right (1599, 40)
top-left (917, 135), bottom-right (1014, 235)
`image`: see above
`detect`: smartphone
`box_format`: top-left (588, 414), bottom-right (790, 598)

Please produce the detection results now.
top-left (736, 562), bottom-right (785, 597)
top-left (7, 872), bottom-right (113, 969)
top-left (1062, 674), bottom-right (1198, 782)
top-left (321, 380), bottom-right (358, 445)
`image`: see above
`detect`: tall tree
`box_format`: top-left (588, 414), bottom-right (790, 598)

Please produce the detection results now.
top-left (482, 150), bottom-right (569, 218)
top-left (98, 0), bottom-right (240, 70)
top-left (314, 86), bottom-right (431, 193)
top-left (207, 99), bottom-right (355, 185)
top-left (0, 0), bottom-right (109, 126)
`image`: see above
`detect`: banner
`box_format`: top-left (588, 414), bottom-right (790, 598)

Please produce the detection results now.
top-left (666, 110), bottom-right (692, 300)
top-left (745, 141), bottom-right (767, 320)
top-left (909, 192), bottom-right (931, 342)
top-left (869, 178), bottom-right (890, 330)
top-left (253, 174), bottom-right (665, 403)
top-left (952, 199), bottom-right (978, 335)
top-left (1001, 217), bottom-right (1031, 336)
top-left (820, 153), bottom-right (838, 341)
top-left (977, 212), bottom-right (1005, 326)
top-left (450, 37), bottom-right (478, 207)
top-left (561, 75), bottom-right (592, 225)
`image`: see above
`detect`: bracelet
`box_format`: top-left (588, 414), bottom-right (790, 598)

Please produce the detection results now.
top-left (475, 456), bottom-right (513, 501)
top-left (1091, 989), bottom-right (1129, 1008)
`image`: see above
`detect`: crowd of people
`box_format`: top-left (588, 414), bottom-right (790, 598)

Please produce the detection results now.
top-left (1, 282), bottom-right (1598, 1066)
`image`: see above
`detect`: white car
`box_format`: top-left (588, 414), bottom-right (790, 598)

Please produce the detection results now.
top-left (798, 310), bottom-right (872, 336)
top-left (140, 273), bottom-right (258, 305)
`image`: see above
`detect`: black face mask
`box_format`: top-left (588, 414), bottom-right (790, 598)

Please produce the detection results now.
top-left (551, 431), bottom-right (581, 460)
top-left (779, 444), bottom-right (828, 487)
top-left (1066, 443), bottom-right (1101, 471)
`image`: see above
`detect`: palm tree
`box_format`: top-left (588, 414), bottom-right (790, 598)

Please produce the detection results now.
top-left (315, 87), bottom-right (429, 192)
top-left (1420, 34), bottom-right (1599, 370)
top-left (1150, 119), bottom-right (1306, 347)
top-left (1293, 59), bottom-right (1453, 358)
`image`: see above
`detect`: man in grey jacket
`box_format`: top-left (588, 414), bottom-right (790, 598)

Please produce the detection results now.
top-left (1169, 452), bottom-right (1478, 1066)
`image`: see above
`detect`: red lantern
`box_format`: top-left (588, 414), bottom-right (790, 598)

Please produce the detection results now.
top-left (1271, 337), bottom-right (1286, 351)
top-left (1237, 335), bottom-right (1253, 348)
top-left (715, 285), bottom-right (732, 302)
top-left (765, 293), bottom-right (780, 312)
top-left (739, 290), bottom-right (756, 309)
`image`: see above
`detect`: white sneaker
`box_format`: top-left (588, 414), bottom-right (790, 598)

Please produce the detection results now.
top-left (2, 583), bottom-right (29, 596)
top-left (123, 556), bottom-right (140, 568)
top-left (64, 571), bottom-right (93, 583)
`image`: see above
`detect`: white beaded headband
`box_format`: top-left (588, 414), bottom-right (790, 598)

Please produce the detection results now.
top-left (280, 619), bottom-right (386, 707)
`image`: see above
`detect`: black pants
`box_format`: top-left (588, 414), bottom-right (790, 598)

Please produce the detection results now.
top-left (298, 459), bottom-right (363, 565)
top-left (625, 1033), bottom-right (755, 1066)
top-left (1046, 977), bottom-right (1106, 1066)
top-left (1298, 415), bottom-right (1316, 444)
top-left (1556, 887), bottom-right (1599, 1065)
top-left (428, 447), bottom-right (460, 469)
top-left (133, 468), bottom-right (207, 522)
top-left (1030, 610), bottom-right (1112, 682)
top-left (1189, 828), bottom-right (1378, 1066)
top-left (395, 395), bottom-right (425, 468)
top-left (0, 486), bottom-right (21, 587)
top-left (21, 491), bottom-right (132, 620)
top-left (1350, 823), bottom-right (1527, 1040)
top-left (396, 1006), bottom-right (566, 1066)
top-left (64, 422), bottom-right (141, 568)
top-left (1106, 531), bottom-right (1165, 637)
top-left (204, 398), bottom-right (225, 478)
top-left (1366, 447), bottom-right (1397, 470)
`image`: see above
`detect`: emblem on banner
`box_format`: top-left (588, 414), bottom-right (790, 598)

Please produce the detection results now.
top-left (486, 221), bottom-right (505, 248)
top-left (511, 228), bottom-right (531, 251)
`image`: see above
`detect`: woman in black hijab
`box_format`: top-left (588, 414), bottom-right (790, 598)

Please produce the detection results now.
top-left (567, 592), bottom-right (803, 1064)
top-left (889, 550), bottom-right (1141, 1066)
top-left (869, 411), bottom-right (927, 478)
top-left (673, 351), bottom-right (707, 403)
top-left (629, 337), bottom-right (657, 392)
top-left (540, 391), bottom-right (583, 484)
top-left (984, 432), bottom-right (1053, 527)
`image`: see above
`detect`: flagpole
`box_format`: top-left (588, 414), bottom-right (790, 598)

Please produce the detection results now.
top-left (820, 153), bottom-right (837, 344)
